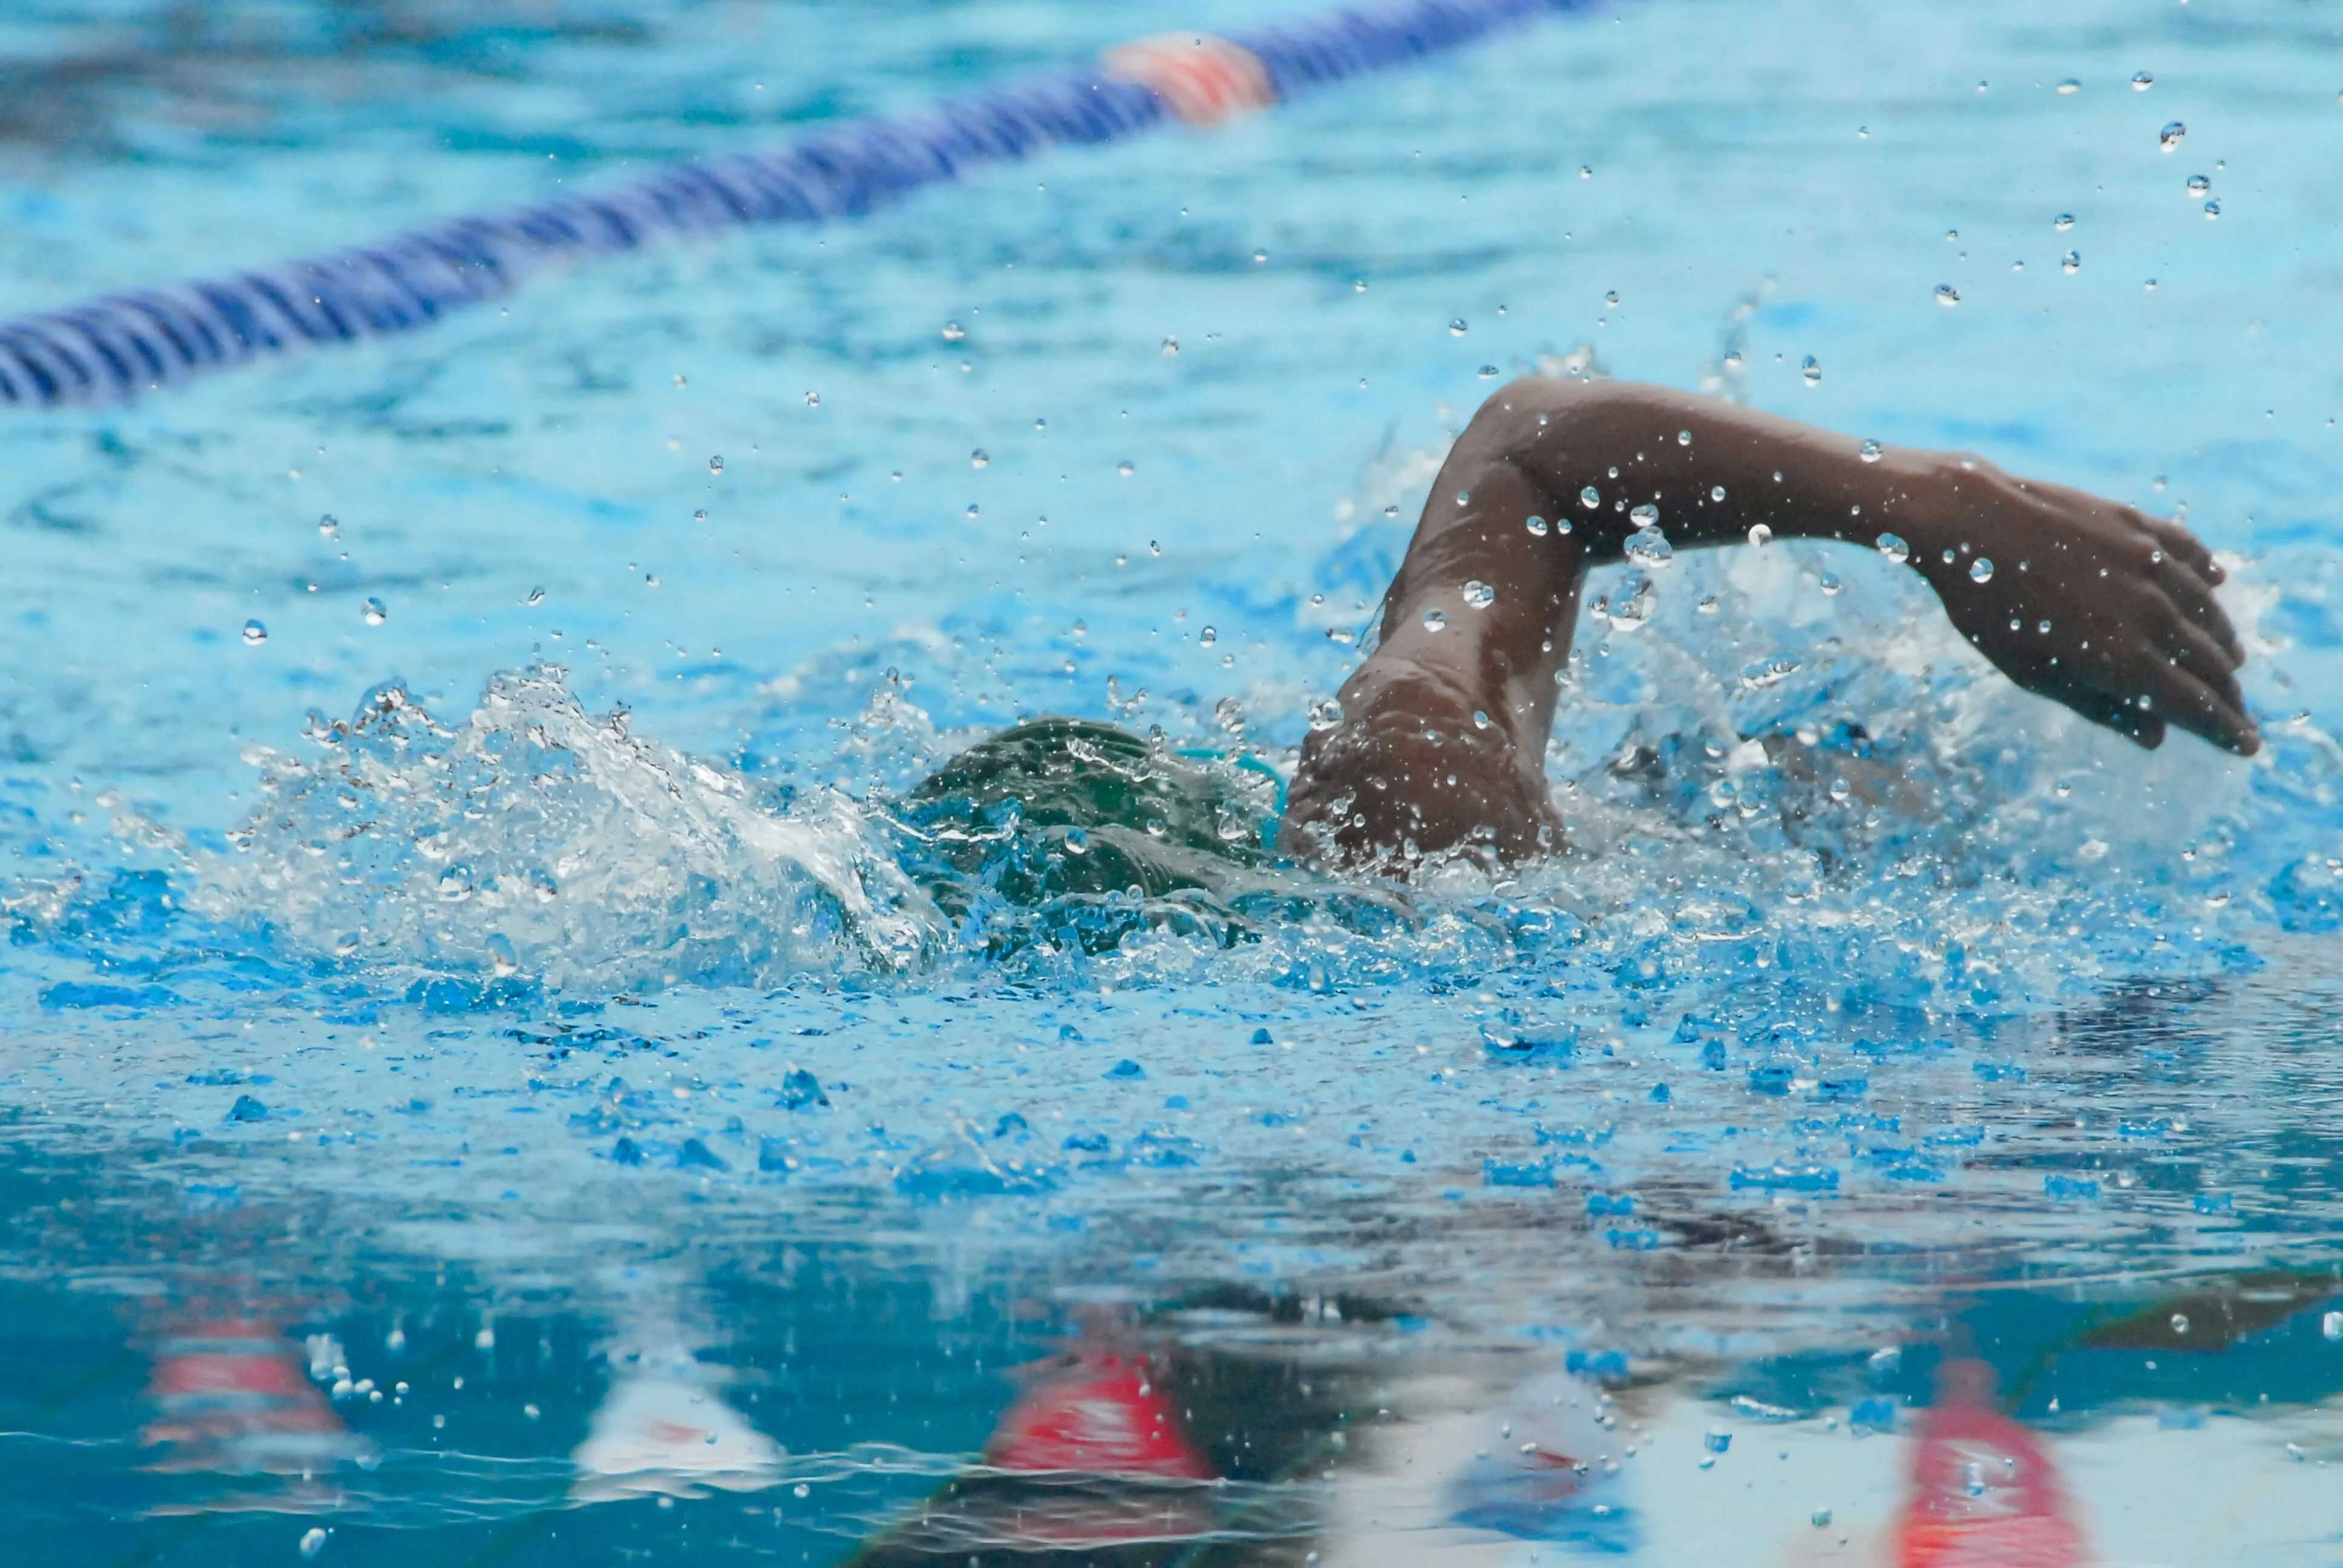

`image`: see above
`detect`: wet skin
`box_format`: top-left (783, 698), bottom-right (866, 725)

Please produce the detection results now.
top-left (1282, 376), bottom-right (2256, 870)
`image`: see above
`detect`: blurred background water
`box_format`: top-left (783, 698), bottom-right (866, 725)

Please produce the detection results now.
top-left (2, 0), bottom-right (2343, 1561)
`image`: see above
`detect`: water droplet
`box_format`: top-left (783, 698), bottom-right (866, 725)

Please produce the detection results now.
top-left (1875, 532), bottom-right (1909, 564)
top-left (1625, 526), bottom-right (1673, 569)
top-left (1556, 517), bottom-right (1573, 535)
top-left (965, 503), bottom-right (981, 519)
top-left (2187, 173), bottom-right (2210, 194)
top-left (941, 321), bottom-right (966, 342)
top-left (2054, 215), bottom-right (2076, 233)
top-left (1161, 336), bottom-right (1179, 355)
top-left (804, 390), bottom-right (819, 407)
top-left (301, 1527), bottom-right (329, 1559)
top-left (794, 1483), bottom-right (811, 1500)
top-left (1580, 486), bottom-right (1601, 509)
top-left (1462, 580), bottom-right (1496, 609)
top-left (316, 514), bottom-right (339, 539)
top-left (1449, 319), bottom-right (1469, 336)
top-left (970, 449), bottom-right (989, 469)
top-left (1810, 1507), bottom-right (1833, 1529)
top-left (2324, 1311), bottom-right (2342, 1341)
top-left (1478, 364), bottom-right (1500, 379)
top-left (2056, 78), bottom-right (2080, 94)
top-left (1525, 515), bottom-right (1549, 537)
top-left (2132, 70), bottom-right (2154, 90)
top-left (2062, 250), bottom-right (2082, 273)
top-left (1630, 503), bottom-right (1659, 526)
top-left (1456, 490), bottom-right (1472, 507)
top-left (242, 619), bottom-right (268, 647)
top-left (1472, 709), bottom-right (1491, 729)
top-left (709, 455), bottom-right (724, 474)
top-left (1579, 165), bottom-right (1593, 179)
top-left (2171, 1313), bottom-right (2191, 1335)
top-left (361, 597), bottom-right (386, 626)
top-left (1422, 608), bottom-right (1449, 633)
top-left (2203, 199), bottom-right (2220, 220)
top-left (439, 864), bottom-right (474, 902)
top-left (693, 509), bottom-right (707, 521)
top-left (1935, 284), bottom-right (1961, 307)
top-left (1117, 460), bottom-right (1135, 478)
top-left (2160, 120), bottom-right (2186, 151)
top-left (1696, 593), bottom-right (1720, 615)
top-left (1709, 485), bottom-right (1726, 501)
top-left (1819, 571), bottom-right (1842, 596)
top-left (487, 934), bottom-right (519, 978)
top-left (2038, 619), bottom-right (2053, 634)
top-left (1801, 356), bottom-right (1822, 385)
top-left (1970, 557), bottom-right (1996, 583)
top-left (1198, 626), bottom-right (1217, 645)
top-left (1748, 523), bottom-right (1773, 548)
top-left (1705, 1429), bottom-right (1731, 1454)
top-left (1253, 249), bottom-right (1268, 263)
top-left (1309, 698), bottom-right (1345, 732)
top-left (526, 587), bottom-right (546, 607)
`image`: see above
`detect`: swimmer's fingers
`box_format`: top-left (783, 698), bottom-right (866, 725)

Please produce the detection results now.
top-left (2061, 682), bottom-right (2166, 750)
top-left (2151, 552), bottom-right (2243, 661)
top-left (2152, 609), bottom-right (2247, 719)
top-left (2137, 510), bottom-right (2224, 586)
top-left (2151, 660), bottom-right (2261, 754)
top-left (2089, 627), bottom-right (2258, 755)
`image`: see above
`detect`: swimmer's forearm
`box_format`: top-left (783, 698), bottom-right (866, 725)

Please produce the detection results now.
top-left (1427, 376), bottom-right (1975, 575)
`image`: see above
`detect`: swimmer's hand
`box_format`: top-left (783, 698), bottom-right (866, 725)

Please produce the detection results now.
top-left (1901, 456), bottom-right (2257, 754)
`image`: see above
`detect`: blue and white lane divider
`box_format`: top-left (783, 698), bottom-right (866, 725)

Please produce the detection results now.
top-left (0, 0), bottom-right (1593, 409)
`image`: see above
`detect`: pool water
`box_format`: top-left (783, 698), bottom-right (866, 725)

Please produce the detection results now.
top-left (4, 0), bottom-right (2343, 1562)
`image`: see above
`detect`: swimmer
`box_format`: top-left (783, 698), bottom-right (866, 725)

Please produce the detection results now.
top-left (909, 377), bottom-right (2252, 887)
top-left (1281, 376), bottom-right (2255, 869)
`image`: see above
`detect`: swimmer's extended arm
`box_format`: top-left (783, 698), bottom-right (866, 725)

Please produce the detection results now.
top-left (1282, 376), bottom-right (2255, 869)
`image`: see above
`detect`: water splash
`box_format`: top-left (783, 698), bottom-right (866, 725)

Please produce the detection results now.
top-left (183, 666), bottom-right (937, 995)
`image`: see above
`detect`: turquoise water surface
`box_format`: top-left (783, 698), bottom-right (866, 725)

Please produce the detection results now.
top-left (3, 1), bottom-right (2343, 1562)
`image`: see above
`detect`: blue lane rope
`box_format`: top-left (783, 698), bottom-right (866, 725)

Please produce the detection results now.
top-left (0, 0), bottom-right (1590, 408)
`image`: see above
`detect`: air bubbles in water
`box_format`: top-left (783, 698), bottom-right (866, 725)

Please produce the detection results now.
top-left (1875, 532), bottom-right (1910, 564)
top-left (1462, 580), bottom-right (1496, 609)
top-left (1970, 558), bottom-right (1996, 583)
top-left (301, 1527), bottom-right (329, 1559)
top-left (361, 598), bottom-right (386, 626)
top-left (2159, 120), bottom-right (2186, 151)
top-left (243, 619), bottom-right (268, 647)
